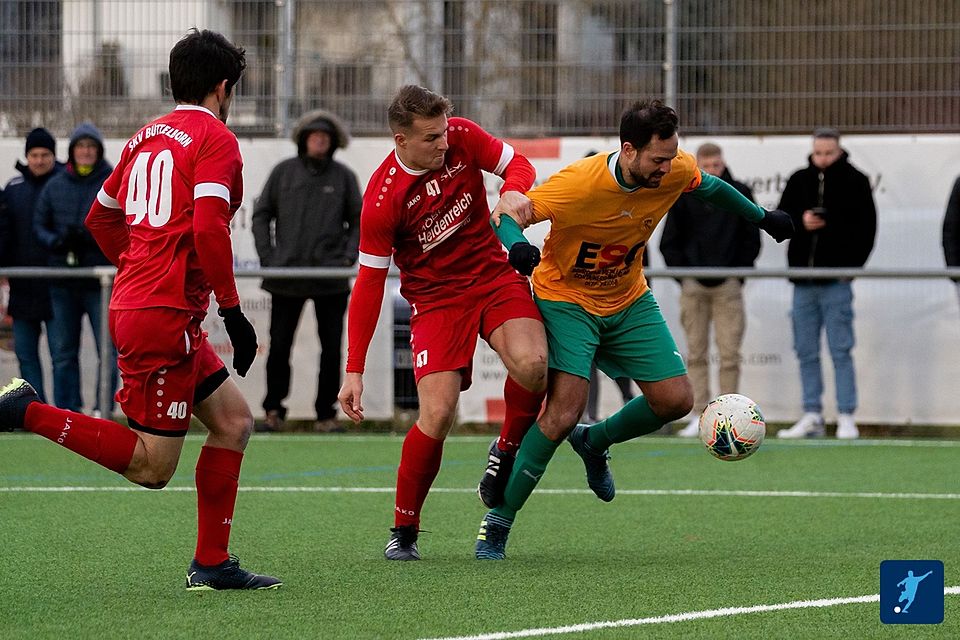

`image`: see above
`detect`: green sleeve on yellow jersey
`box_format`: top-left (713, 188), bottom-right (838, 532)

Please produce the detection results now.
top-left (692, 172), bottom-right (765, 223)
top-left (491, 214), bottom-right (529, 248)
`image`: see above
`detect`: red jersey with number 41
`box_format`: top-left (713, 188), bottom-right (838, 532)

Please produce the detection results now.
top-left (98, 105), bottom-right (243, 315)
top-left (359, 117), bottom-right (520, 304)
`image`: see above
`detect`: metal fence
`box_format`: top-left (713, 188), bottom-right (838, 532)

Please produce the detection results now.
top-left (1, 0), bottom-right (958, 138)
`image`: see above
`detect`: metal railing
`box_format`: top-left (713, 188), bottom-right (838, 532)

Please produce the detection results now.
top-left (4, 264), bottom-right (960, 419)
top-left (1, 0), bottom-right (957, 138)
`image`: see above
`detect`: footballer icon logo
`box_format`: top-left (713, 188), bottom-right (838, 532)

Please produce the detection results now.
top-left (880, 560), bottom-right (944, 624)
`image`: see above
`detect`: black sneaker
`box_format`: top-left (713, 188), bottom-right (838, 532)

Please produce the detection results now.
top-left (0, 378), bottom-right (39, 432)
top-left (384, 525), bottom-right (420, 561)
top-left (567, 424), bottom-right (615, 502)
top-left (477, 438), bottom-right (515, 509)
top-left (475, 511), bottom-right (512, 560)
top-left (185, 555), bottom-right (282, 591)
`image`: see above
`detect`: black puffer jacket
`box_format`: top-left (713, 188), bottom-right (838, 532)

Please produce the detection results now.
top-left (779, 151), bottom-right (876, 280)
top-left (252, 109), bottom-right (361, 296)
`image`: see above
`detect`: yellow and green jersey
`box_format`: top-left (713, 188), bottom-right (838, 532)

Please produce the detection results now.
top-left (528, 149), bottom-right (701, 316)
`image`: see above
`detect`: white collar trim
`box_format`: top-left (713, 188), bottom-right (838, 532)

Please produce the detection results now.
top-left (175, 104), bottom-right (218, 119)
top-left (394, 150), bottom-right (430, 176)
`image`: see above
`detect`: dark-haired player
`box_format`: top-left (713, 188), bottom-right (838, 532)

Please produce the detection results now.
top-left (0, 29), bottom-right (280, 590)
top-left (475, 100), bottom-right (795, 559)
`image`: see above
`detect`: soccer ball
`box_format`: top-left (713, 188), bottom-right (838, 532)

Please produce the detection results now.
top-left (698, 393), bottom-right (765, 461)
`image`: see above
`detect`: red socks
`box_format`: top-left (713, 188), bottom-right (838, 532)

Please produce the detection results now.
top-left (498, 376), bottom-right (545, 454)
top-left (394, 424), bottom-right (443, 529)
top-left (24, 403), bottom-right (138, 474)
top-left (194, 445), bottom-right (243, 566)
top-left (23, 404), bottom-right (244, 568)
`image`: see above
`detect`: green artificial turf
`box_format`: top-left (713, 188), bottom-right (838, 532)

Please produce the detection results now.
top-left (1, 433), bottom-right (957, 639)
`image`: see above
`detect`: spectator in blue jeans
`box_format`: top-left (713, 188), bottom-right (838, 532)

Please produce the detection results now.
top-left (1, 128), bottom-right (64, 402)
top-left (32, 122), bottom-right (118, 414)
top-left (776, 128), bottom-right (876, 439)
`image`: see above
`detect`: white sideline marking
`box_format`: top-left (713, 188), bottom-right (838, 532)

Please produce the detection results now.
top-left (1, 486), bottom-right (959, 500)
top-left (419, 587), bottom-right (960, 640)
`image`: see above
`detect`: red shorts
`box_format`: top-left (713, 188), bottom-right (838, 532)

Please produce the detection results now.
top-left (408, 270), bottom-right (541, 390)
top-left (110, 308), bottom-right (227, 437)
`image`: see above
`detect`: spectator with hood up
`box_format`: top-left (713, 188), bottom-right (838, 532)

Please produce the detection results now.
top-left (252, 109), bottom-right (362, 433)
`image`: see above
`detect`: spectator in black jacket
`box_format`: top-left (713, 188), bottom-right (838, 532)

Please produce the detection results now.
top-left (0, 128), bottom-right (64, 402)
top-left (776, 128), bottom-right (876, 440)
top-left (252, 109), bottom-right (362, 432)
top-left (942, 176), bottom-right (960, 307)
top-left (660, 143), bottom-right (761, 436)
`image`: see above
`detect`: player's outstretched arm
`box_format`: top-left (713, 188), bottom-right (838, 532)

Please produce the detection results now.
top-left (692, 172), bottom-right (794, 243)
top-left (756, 208), bottom-right (795, 242)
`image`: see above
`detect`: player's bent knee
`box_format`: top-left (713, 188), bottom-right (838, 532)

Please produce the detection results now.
top-left (651, 394), bottom-right (694, 423)
top-left (215, 412), bottom-right (254, 448)
top-left (510, 358), bottom-right (547, 391)
top-left (127, 466), bottom-right (176, 490)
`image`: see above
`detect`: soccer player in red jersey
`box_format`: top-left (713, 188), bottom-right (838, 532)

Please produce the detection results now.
top-left (337, 85), bottom-right (548, 560)
top-left (0, 29), bottom-right (280, 590)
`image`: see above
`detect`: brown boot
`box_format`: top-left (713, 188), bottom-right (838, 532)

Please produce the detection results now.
top-left (313, 418), bottom-right (346, 433)
top-left (256, 410), bottom-right (284, 433)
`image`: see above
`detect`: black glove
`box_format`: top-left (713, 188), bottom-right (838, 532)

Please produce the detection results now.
top-left (508, 242), bottom-right (541, 276)
top-left (758, 209), bottom-right (795, 243)
top-left (219, 305), bottom-right (258, 377)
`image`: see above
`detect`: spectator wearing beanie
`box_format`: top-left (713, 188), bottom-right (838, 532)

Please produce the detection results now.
top-left (0, 127), bottom-right (64, 401)
top-left (32, 122), bottom-right (118, 414)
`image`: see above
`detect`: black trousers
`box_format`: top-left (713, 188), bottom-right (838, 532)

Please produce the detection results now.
top-left (262, 291), bottom-right (349, 421)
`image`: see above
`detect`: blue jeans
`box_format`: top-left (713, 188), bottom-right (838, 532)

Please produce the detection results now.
top-left (791, 281), bottom-right (857, 414)
top-left (12, 318), bottom-right (49, 403)
top-left (47, 285), bottom-right (118, 412)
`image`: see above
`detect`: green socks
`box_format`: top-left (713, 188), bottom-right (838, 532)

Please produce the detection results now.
top-left (586, 395), bottom-right (664, 450)
top-left (492, 424), bottom-right (561, 520)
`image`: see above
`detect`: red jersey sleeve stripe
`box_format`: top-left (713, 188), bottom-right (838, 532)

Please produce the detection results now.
top-left (358, 251), bottom-right (391, 269)
top-left (493, 142), bottom-right (515, 175)
top-left (97, 187), bottom-right (120, 209)
top-left (194, 182), bottom-right (230, 202)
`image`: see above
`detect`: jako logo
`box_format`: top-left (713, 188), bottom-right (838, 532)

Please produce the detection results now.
top-left (574, 241), bottom-right (646, 270)
top-left (57, 417), bottom-right (73, 444)
top-left (406, 194), bottom-right (421, 209)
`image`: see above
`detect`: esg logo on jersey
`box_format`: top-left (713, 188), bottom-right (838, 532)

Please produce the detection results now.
top-left (573, 240), bottom-right (645, 270)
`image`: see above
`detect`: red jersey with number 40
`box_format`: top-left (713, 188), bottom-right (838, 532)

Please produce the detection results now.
top-left (99, 105), bottom-right (243, 315)
top-left (359, 117), bottom-right (519, 304)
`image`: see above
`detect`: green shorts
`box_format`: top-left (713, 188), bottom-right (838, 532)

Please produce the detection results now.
top-left (535, 290), bottom-right (687, 382)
